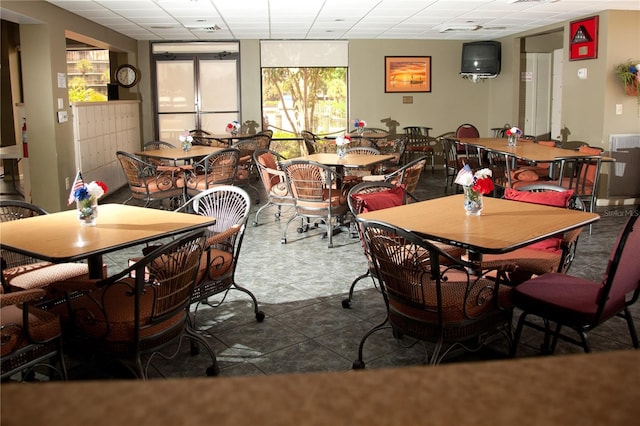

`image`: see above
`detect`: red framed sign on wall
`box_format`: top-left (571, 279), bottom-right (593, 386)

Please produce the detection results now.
top-left (569, 16), bottom-right (598, 61)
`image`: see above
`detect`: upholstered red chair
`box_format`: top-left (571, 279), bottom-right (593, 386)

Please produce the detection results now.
top-left (455, 123), bottom-right (480, 138)
top-left (511, 205), bottom-right (640, 355)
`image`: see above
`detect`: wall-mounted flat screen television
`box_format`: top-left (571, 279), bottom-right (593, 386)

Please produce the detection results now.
top-left (460, 41), bottom-right (501, 76)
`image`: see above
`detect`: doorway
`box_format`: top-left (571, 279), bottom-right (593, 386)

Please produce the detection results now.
top-left (152, 42), bottom-right (240, 141)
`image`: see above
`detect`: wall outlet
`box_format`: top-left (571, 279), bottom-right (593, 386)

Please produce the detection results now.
top-left (616, 104), bottom-right (623, 115)
top-left (65, 177), bottom-right (70, 190)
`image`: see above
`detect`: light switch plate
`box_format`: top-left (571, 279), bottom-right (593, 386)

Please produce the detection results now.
top-left (57, 110), bottom-right (68, 123)
top-left (616, 104), bottom-right (623, 115)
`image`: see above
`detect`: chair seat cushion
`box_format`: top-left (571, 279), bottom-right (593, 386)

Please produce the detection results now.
top-left (481, 247), bottom-right (562, 285)
top-left (66, 279), bottom-right (184, 343)
top-left (351, 185), bottom-right (405, 213)
top-left (4, 262), bottom-right (90, 290)
top-left (510, 168), bottom-right (540, 182)
top-left (196, 248), bottom-right (234, 284)
top-left (0, 304), bottom-right (61, 356)
top-left (504, 188), bottom-right (573, 208)
top-left (511, 272), bottom-right (602, 325)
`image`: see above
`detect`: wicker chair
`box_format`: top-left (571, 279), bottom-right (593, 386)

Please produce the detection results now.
top-left (343, 181), bottom-right (407, 308)
top-left (252, 149), bottom-right (294, 227)
top-left (364, 156), bottom-right (427, 202)
top-left (1, 200), bottom-right (90, 297)
top-left (175, 186), bottom-right (265, 324)
top-left (479, 184), bottom-right (586, 285)
top-left (232, 134), bottom-right (271, 202)
top-left (353, 219), bottom-right (514, 368)
top-left (52, 230), bottom-right (219, 378)
top-left (440, 137), bottom-right (464, 193)
top-left (180, 148), bottom-right (240, 198)
top-left (0, 286), bottom-right (67, 381)
top-left (116, 151), bottom-right (185, 208)
top-left (280, 159), bottom-right (349, 248)
top-left (142, 140), bottom-right (178, 168)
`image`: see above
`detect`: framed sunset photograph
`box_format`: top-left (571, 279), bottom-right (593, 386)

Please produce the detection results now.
top-left (385, 56), bottom-right (431, 93)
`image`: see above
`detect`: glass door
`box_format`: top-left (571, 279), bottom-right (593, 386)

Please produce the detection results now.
top-left (153, 44), bottom-right (240, 142)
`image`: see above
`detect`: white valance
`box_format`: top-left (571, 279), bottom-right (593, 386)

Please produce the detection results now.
top-left (260, 40), bottom-right (349, 67)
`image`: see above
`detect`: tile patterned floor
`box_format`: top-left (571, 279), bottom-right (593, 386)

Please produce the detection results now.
top-left (3, 169), bottom-right (637, 379)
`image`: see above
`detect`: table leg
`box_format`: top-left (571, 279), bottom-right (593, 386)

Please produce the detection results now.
top-left (87, 255), bottom-right (105, 279)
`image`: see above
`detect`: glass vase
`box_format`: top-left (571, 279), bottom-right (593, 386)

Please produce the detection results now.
top-left (337, 145), bottom-right (347, 158)
top-left (77, 199), bottom-right (98, 226)
top-left (181, 139), bottom-right (192, 151)
top-left (507, 134), bottom-right (517, 147)
top-left (463, 186), bottom-right (483, 216)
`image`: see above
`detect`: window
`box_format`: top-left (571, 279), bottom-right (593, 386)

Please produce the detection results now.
top-left (66, 49), bottom-right (109, 102)
top-left (260, 41), bottom-right (349, 139)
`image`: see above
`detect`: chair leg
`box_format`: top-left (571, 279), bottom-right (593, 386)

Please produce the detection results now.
top-left (231, 282), bottom-right (266, 322)
top-left (341, 270), bottom-right (374, 308)
top-left (253, 201), bottom-right (273, 226)
top-left (623, 306), bottom-right (639, 348)
top-left (185, 326), bottom-right (220, 376)
top-left (352, 316), bottom-right (390, 370)
top-left (510, 311), bottom-right (528, 357)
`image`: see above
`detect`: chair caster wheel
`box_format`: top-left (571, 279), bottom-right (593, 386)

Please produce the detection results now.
top-left (256, 311), bottom-right (265, 322)
top-left (297, 227), bottom-right (304, 233)
top-left (281, 238), bottom-right (287, 244)
top-left (352, 360), bottom-right (365, 370)
top-left (341, 299), bottom-right (352, 309)
top-left (252, 221), bottom-right (258, 227)
top-left (206, 365), bottom-right (220, 376)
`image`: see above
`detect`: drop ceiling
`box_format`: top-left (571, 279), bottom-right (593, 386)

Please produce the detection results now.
top-left (39, 0), bottom-right (640, 41)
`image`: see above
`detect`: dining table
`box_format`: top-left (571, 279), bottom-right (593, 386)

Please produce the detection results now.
top-left (304, 152), bottom-right (395, 170)
top-left (457, 137), bottom-right (613, 164)
top-left (358, 194), bottom-right (599, 259)
top-left (136, 145), bottom-right (224, 164)
top-left (0, 204), bottom-right (216, 279)
top-left (199, 133), bottom-right (253, 146)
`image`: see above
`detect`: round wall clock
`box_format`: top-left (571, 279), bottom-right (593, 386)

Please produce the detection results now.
top-left (115, 64), bottom-right (140, 88)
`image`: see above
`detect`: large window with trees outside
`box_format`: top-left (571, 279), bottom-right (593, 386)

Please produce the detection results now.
top-left (261, 66), bottom-right (347, 139)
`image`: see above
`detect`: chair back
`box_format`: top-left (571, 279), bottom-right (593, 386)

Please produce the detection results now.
top-left (345, 147), bottom-right (380, 156)
top-left (300, 130), bottom-right (320, 155)
top-left (455, 123), bottom-right (480, 138)
top-left (116, 151), bottom-right (155, 190)
top-left (189, 129), bottom-right (212, 146)
top-left (555, 155), bottom-right (602, 212)
top-left (0, 201), bottom-right (48, 271)
top-left (486, 151), bottom-right (515, 193)
top-left (254, 149), bottom-right (287, 193)
top-left (282, 160), bottom-right (343, 216)
top-left (403, 126), bottom-right (424, 137)
top-left (68, 230), bottom-right (206, 358)
top-left (359, 219), bottom-right (512, 364)
top-left (143, 140), bottom-right (175, 150)
top-left (389, 156), bottom-right (427, 200)
top-left (187, 148), bottom-right (240, 190)
top-left (596, 206), bottom-right (640, 323)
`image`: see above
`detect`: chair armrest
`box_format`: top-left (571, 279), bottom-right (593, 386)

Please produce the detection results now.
top-left (0, 288), bottom-right (46, 307)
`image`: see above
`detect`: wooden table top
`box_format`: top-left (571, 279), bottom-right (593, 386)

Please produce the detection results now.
top-left (0, 144), bottom-right (22, 160)
top-left (303, 153), bottom-right (395, 168)
top-left (2, 350), bottom-right (637, 426)
top-left (458, 137), bottom-right (612, 163)
top-left (0, 203), bottom-right (215, 263)
top-left (137, 145), bottom-right (223, 161)
top-left (358, 194), bottom-right (599, 254)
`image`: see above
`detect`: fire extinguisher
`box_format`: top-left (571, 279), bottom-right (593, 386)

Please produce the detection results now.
top-left (22, 118), bottom-right (29, 158)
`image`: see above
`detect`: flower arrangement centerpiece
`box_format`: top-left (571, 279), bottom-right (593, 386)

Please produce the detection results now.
top-left (179, 130), bottom-right (193, 151)
top-left (454, 164), bottom-right (493, 216)
top-left (335, 134), bottom-right (351, 158)
top-left (226, 120), bottom-right (241, 136)
top-left (505, 126), bottom-right (522, 147)
top-left (353, 119), bottom-right (366, 135)
top-left (67, 171), bottom-right (108, 226)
